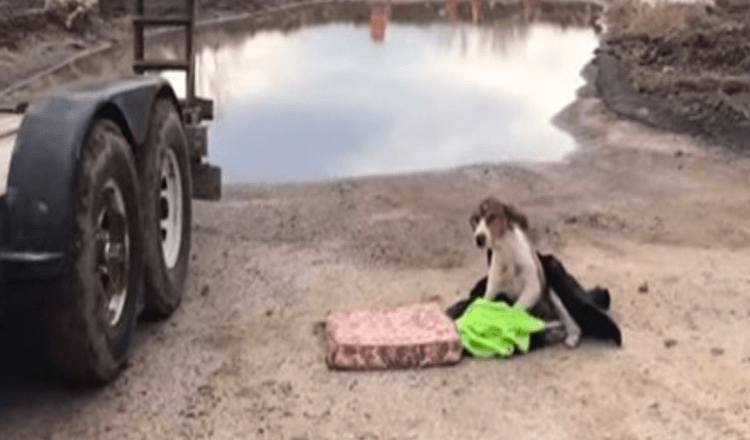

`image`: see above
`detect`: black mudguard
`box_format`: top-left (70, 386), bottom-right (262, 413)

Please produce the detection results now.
top-left (1, 75), bottom-right (178, 281)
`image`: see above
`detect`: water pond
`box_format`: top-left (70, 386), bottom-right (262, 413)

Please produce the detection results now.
top-left (156, 1), bottom-right (602, 182)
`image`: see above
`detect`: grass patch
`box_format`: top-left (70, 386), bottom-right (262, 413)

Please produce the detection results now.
top-left (605, 0), bottom-right (710, 39)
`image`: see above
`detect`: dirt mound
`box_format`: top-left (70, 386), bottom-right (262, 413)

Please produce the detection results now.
top-left (0, 5), bottom-right (51, 50)
top-left (0, 5), bottom-right (113, 95)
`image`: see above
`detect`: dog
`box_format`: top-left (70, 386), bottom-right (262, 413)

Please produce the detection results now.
top-left (468, 197), bottom-right (582, 348)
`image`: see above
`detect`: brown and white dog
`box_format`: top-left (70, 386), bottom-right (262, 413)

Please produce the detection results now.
top-left (470, 197), bottom-right (582, 348)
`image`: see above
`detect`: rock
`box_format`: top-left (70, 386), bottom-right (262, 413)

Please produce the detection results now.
top-left (65, 5), bottom-right (88, 33)
top-left (312, 321), bottom-right (326, 336)
top-left (67, 39), bottom-right (86, 50)
top-left (45, 0), bottom-right (95, 32)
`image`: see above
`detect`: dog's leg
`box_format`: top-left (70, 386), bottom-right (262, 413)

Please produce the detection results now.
top-left (509, 259), bottom-right (544, 312)
top-left (541, 319), bottom-right (567, 346)
top-left (484, 253), bottom-right (507, 298)
top-left (508, 228), bottom-right (544, 310)
top-left (548, 289), bottom-right (582, 348)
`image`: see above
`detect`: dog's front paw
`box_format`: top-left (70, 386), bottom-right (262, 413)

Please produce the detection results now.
top-left (564, 330), bottom-right (582, 349)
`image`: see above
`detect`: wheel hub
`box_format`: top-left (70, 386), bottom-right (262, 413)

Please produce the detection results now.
top-left (159, 149), bottom-right (183, 270)
top-left (96, 180), bottom-right (130, 328)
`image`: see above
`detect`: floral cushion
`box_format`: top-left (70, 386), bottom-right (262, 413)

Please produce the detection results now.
top-left (326, 303), bottom-right (463, 370)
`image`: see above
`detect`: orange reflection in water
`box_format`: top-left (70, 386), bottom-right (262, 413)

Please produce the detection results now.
top-left (370, 3), bottom-right (389, 42)
top-left (445, 0), bottom-right (485, 23)
top-left (469, 0), bottom-right (483, 23)
top-left (445, 0), bottom-right (458, 20)
top-left (524, 0), bottom-right (538, 22)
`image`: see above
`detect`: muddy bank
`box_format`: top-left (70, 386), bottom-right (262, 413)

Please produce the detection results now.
top-left (593, 47), bottom-right (750, 156)
top-left (596, 0), bottom-right (750, 154)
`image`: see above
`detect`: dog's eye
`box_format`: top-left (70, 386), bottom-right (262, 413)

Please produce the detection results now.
top-left (487, 214), bottom-right (496, 223)
top-left (470, 215), bottom-right (479, 227)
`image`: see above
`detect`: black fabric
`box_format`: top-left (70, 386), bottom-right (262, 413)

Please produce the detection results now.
top-left (537, 253), bottom-right (622, 346)
top-left (588, 286), bottom-right (611, 311)
top-left (445, 276), bottom-right (486, 321)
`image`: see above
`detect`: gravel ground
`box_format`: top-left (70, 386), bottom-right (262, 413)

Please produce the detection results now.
top-left (4, 91), bottom-right (750, 440)
top-left (1, 1), bottom-right (750, 439)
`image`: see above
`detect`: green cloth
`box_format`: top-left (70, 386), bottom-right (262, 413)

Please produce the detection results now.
top-left (455, 298), bottom-right (546, 359)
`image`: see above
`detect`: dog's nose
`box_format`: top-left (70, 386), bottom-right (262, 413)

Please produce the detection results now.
top-left (475, 234), bottom-right (486, 248)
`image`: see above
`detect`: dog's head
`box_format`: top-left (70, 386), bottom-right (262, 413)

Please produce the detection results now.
top-left (469, 197), bottom-right (528, 249)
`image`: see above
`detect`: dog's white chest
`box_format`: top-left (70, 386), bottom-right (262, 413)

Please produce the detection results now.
top-left (486, 249), bottom-right (526, 299)
top-left (484, 227), bottom-right (538, 300)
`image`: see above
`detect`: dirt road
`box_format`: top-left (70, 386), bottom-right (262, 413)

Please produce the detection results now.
top-left (2, 1), bottom-right (750, 439)
top-left (1, 84), bottom-right (749, 440)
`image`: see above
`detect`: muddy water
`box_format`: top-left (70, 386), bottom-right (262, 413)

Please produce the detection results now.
top-left (159, 2), bottom-right (600, 182)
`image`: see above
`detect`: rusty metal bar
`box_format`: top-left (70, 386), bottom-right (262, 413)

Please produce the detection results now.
top-left (185, 0), bottom-right (197, 103)
top-left (190, 162), bottom-right (222, 201)
top-left (180, 97), bottom-right (213, 121)
top-left (133, 60), bottom-right (191, 73)
top-left (133, 0), bottom-right (144, 65)
top-left (132, 0), bottom-right (205, 121)
top-left (132, 15), bottom-right (192, 26)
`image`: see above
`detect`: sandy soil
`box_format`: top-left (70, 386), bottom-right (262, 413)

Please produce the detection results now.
top-left (2, 1), bottom-right (750, 440)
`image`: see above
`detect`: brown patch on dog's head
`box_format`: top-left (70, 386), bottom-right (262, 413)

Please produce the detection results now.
top-left (470, 197), bottom-right (529, 242)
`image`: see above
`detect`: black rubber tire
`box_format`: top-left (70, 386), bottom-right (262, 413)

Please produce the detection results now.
top-left (46, 118), bottom-right (143, 385)
top-left (137, 98), bottom-right (192, 319)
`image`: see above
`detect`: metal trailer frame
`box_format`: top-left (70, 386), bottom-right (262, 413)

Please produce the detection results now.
top-left (132, 0), bottom-right (220, 201)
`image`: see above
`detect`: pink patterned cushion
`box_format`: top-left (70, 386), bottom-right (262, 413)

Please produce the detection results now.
top-left (326, 303), bottom-right (463, 370)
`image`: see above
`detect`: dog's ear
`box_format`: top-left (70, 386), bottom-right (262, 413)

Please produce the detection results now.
top-left (480, 197), bottom-right (501, 213)
top-left (486, 214), bottom-right (507, 240)
top-left (503, 204), bottom-right (529, 230)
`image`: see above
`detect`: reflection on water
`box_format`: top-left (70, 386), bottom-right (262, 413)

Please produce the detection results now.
top-left (161, 1), bottom-right (600, 182)
top-left (371, 3), bottom-right (388, 42)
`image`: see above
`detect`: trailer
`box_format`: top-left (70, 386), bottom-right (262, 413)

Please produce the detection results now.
top-left (0, 0), bottom-right (221, 385)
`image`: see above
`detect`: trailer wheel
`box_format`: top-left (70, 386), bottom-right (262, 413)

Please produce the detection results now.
top-left (47, 118), bottom-right (142, 385)
top-left (138, 98), bottom-right (192, 319)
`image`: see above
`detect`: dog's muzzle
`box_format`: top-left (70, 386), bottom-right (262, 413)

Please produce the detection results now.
top-left (475, 233), bottom-right (487, 248)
